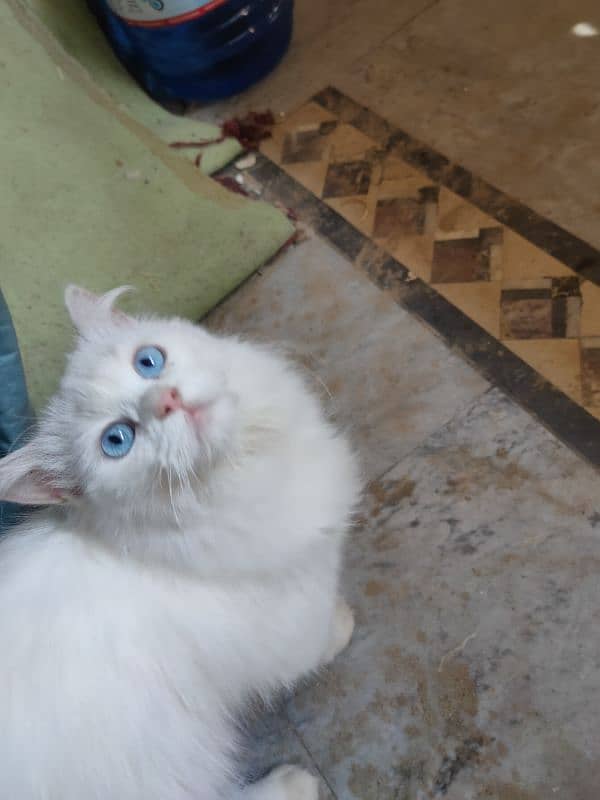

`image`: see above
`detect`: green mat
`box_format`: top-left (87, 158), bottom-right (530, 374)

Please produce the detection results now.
top-left (1, 2), bottom-right (293, 408)
top-left (23, 0), bottom-right (243, 175)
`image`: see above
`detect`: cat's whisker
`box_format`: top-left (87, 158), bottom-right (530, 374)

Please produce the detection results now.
top-left (222, 451), bottom-right (239, 472)
top-left (187, 461), bottom-right (200, 486)
top-left (149, 465), bottom-right (160, 511)
top-left (297, 360), bottom-right (334, 403)
top-left (198, 431), bottom-right (213, 466)
top-left (177, 464), bottom-right (192, 499)
top-left (165, 465), bottom-right (179, 527)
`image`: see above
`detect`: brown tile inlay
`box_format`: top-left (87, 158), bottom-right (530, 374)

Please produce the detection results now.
top-left (258, 87), bottom-right (600, 425)
top-left (501, 296), bottom-right (553, 340)
top-left (500, 278), bottom-right (582, 340)
top-left (313, 88), bottom-right (600, 284)
top-left (281, 121), bottom-right (337, 164)
top-left (235, 154), bottom-right (600, 468)
top-left (322, 160), bottom-right (372, 198)
top-left (374, 198), bottom-right (425, 238)
top-left (581, 339), bottom-right (600, 408)
top-left (432, 228), bottom-right (503, 283)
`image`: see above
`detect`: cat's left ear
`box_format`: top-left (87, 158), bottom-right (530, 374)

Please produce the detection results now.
top-left (65, 285), bottom-right (133, 338)
top-left (0, 443), bottom-right (68, 505)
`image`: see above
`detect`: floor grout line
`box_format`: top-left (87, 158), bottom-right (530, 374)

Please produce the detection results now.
top-left (380, 0), bottom-right (441, 45)
top-left (286, 713), bottom-right (339, 800)
top-left (365, 384), bottom-right (496, 487)
top-left (352, 0), bottom-right (441, 65)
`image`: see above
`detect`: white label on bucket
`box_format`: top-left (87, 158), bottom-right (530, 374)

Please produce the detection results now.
top-left (106, 0), bottom-right (228, 25)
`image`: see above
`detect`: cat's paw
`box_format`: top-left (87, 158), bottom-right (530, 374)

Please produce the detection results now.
top-left (323, 597), bottom-right (355, 663)
top-left (249, 765), bottom-right (319, 800)
top-left (272, 766), bottom-right (319, 799)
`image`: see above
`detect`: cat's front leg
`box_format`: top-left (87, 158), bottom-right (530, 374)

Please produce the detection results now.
top-left (322, 596), bottom-right (355, 665)
top-left (239, 765), bottom-right (319, 800)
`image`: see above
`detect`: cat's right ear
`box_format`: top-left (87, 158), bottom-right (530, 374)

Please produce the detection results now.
top-left (0, 443), bottom-right (66, 506)
top-left (64, 285), bottom-right (133, 338)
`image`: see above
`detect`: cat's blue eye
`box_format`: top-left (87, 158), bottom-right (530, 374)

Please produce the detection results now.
top-left (101, 421), bottom-right (135, 458)
top-left (134, 346), bottom-right (165, 379)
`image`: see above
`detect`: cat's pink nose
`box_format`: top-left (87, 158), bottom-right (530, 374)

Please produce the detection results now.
top-left (155, 387), bottom-right (182, 419)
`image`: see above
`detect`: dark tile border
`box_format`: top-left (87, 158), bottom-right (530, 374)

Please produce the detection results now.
top-left (217, 153), bottom-right (600, 470)
top-left (312, 87), bottom-right (600, 285)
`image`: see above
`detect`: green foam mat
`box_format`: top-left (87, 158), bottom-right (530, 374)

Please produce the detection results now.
top-left (23, 0), bottom-right (243, 175)
top-left (1, 2), bottom-right (293, 408)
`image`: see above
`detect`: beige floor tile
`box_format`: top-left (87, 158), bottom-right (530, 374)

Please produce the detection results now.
top-left (283, 160), bottom-right (330, 197)
top-left (501, 230), bottom-right (575, 283)
top-left (435, 186), bottom-right (500, 240)
top-left (384, 233), bottom-right (434, 282)
top-left (262, 102), bottom-right (337, 164)
top-left (505, 338), bottom-right (583, 404)
top-left (379, 158), bottom-right (430, 185)
top-left (376, 167), bottom-right (436, 203)
top-left (326, 123), bottom-right (377, 164)
top-left (259, 134), bottom-right (283, 165)
top-left (436, 281), bottom-right (502, 339)
top-left (279, 101), bottom-right (338, 132)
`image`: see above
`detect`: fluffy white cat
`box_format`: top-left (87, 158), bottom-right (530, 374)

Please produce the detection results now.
top-left (0, 286), bottom-right (361, 800)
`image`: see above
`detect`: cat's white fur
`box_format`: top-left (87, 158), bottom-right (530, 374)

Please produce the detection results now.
top-left (0, 286), bottom-right (361, 800)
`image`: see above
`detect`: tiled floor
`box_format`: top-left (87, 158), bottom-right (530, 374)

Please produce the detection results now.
top-left (255, 87), bottom-right (600, 434)
top-left (199, 2), bottom-right (600, 797)
top-left (201, 0), bottom-right (600, 247)
top-left (206, 227), bottom-right (600, 800)
top-left (209, 232), bottom-right (488, 478)
top-left (287, 385), bottom-right (600, 800)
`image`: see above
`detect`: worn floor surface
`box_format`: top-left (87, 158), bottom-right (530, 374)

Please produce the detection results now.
top-left (200, 1), bottom-right (600, 797)
top-left (259, 88), bottom-right (600, 426)
top-left (207, 229), bottom-right (600, 800)
top-left (195, 0), bottom-right (600, 436)
top-left (201, 0), bottom-right (600, 248)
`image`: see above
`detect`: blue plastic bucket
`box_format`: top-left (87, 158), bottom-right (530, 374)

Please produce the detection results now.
top-left (88, 0), bottom-right (294, 103)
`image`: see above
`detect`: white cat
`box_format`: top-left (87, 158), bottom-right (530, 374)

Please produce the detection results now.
top-left (0, 286), bottom-right (361, 800)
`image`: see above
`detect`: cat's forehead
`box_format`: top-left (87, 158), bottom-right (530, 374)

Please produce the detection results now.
top-left (62, 316), bottom-right (216, 410)
top-left (61, 342), bottom-right (143, 418)
top-left (62, 321), bottom-right (173, 401)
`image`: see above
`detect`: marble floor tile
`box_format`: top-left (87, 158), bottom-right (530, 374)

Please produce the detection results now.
top-left (205, 164), bottom-right (600, 800)
top-left (206, 232), bottom-right (489, 480)
top-left (279, 387), bottom-right (600, 799)
top-left (337, 0), bottom-right (600, 251)
top-left (191, 0), bottom-right (434, 126)
top-left (195, 3), bottom-right (600, 791)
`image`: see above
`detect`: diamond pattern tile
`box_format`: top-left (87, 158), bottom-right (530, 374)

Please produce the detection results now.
top-left (261, 90), bottom-right (600, 422)
top-left (281, 121), bottom-right (338, 165)
top-left (322, 160), bottom-right (372, 198)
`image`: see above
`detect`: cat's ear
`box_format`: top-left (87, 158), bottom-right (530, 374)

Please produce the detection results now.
top-left (64, 285), bottom-right (133, 337)
top-left (0, 443), bottom-right (67, 506)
